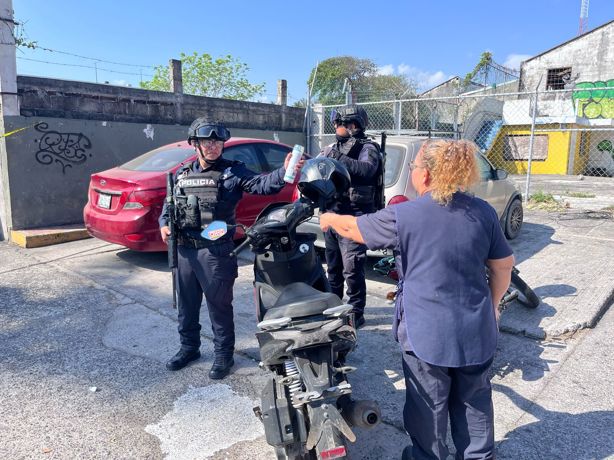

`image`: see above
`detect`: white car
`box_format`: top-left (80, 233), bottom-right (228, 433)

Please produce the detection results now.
top-left (297, 136), bottom-right (523, 256)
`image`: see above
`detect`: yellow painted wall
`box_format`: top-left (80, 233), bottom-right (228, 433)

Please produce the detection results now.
top-left (573, 131), bottom-right (588, 175)
top-left (487, 124), bottom-right (571, 175)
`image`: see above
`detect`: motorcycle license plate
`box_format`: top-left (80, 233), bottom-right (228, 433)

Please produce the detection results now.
top-left (98, 193), bottom-right (112, 209)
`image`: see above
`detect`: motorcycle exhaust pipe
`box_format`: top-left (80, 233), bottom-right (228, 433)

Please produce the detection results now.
top-left (341, 399), bottom-right (381, 429)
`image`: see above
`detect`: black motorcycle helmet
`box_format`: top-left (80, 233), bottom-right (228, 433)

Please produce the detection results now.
top-left (330, 105), bottom-right (369, 131)
top-left (187, 118), bottom-right (231, 145)
top-left (297, 158), bottom-right (351, 207)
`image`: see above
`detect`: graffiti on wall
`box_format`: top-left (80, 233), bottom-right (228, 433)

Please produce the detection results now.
top-left (598, 140), bottom-right (613, 159)
top-left (572, 79), bottom-right (614, 119)
top-left (34, 122), bottom-right (92, 174)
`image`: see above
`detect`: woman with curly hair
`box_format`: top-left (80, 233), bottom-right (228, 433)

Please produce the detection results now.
top-left (320, 139), bottom-right (515, 460)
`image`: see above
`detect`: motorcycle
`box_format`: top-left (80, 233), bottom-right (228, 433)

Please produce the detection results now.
top-left (372, 256), bottom-right (540, 310)
top-left (200, 198), bottom-right (380, 460)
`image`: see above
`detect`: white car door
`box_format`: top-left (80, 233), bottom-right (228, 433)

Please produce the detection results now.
top-left (471, 154), bottom-right (508, 218)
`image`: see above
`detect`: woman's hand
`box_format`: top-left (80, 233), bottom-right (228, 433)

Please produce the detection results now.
top-left (319, 213), bottom-right (333, 231)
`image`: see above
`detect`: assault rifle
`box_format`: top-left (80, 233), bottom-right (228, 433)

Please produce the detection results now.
top-left (377, 132), bottom-right (387, 210)
top-left (166, 172), bottom-right (178, 309)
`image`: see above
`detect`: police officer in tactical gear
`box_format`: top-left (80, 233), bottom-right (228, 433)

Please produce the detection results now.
top-left (318, 105), bottom-right (384, 328)
top-left (159, 119), bottom-right (304, 378)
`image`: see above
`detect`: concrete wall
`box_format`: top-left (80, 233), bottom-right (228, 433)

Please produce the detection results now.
top-left (488, 124), bottom-right (572, 175)
top-left (0, 76), bottom-right (306, 234)
top-left (519, 22), bottom-right (614, 93)
top-left (1, 116), bottom-right (304, 230)
top-left (17, 76), bottom-right (304, 130)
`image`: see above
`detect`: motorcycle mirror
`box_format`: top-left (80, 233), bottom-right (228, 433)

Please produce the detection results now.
top-left (201, 221), bottom-right (228, 241)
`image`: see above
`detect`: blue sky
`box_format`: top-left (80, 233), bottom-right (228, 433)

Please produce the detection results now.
top-left (13, 0), bottom-right (613, 104)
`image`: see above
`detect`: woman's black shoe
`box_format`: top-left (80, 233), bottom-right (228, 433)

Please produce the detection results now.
top-left (166, 350), bottom-right (201, 371)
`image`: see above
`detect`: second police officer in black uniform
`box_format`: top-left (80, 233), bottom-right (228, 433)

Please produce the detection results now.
top-left (318, 105), bottom-right (384, 328)
top-left (159, 119), bottom-right (303, 378)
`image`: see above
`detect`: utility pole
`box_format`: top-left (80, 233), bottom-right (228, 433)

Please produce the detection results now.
top-left (169, 59), bottom-right (183, 94)
top-left (343, 78), bottom-right (353, 105)
top-left (0, 0), bottom-right (19, 115)
top-left (0, 0), bottom-right (17, 240)
top-left (276, 79), bottom-right (287, 106)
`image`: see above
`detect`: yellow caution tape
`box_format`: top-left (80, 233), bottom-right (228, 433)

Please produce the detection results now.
top-left (0, 126), bottom-right (31, 139)
top-left (0, 122), bottom-right (38, 139)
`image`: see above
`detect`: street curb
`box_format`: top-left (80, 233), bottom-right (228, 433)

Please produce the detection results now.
top-left (10, 227), bottom-right (91, 248)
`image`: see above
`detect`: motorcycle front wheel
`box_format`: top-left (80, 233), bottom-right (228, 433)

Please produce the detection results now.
top-left (510, 271), bottom-right (540, 308)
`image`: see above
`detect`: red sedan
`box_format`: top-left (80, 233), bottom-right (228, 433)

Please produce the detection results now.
top-left (84, 138), bottom-right (294, 251)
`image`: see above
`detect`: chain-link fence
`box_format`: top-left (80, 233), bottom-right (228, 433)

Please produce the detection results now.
top-left (308, 86), bottom-right (614, 197)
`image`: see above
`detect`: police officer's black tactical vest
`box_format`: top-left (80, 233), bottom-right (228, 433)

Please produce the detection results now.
top-left (174, 159), bottom-right (238, 233)
top-left (330, 137), bottom-right (385, 212)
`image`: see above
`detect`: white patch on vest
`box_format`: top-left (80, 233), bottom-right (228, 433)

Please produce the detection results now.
top-left (178, 178), bottom-right (216, 187)
top-left (145, 384), bottom-right (264, 459)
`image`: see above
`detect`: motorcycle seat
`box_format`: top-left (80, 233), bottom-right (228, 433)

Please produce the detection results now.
top-left (263, 282), bottom-right (342, 320)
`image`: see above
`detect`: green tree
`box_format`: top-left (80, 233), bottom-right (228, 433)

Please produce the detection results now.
top-left (463, 51), bottom-right (493, 87)
top-left (361, 74), bottom-right (416, 101)
top-left (140, 52), bottom-right (265, 100)
top-left (307, 56), bottom-right (415, 105)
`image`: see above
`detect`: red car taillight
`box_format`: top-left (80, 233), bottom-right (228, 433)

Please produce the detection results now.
top-left (124, 189), bottom-right (167, 209)
top-left (387, 195), bottom-right (409, 206)
top-left (87, 179), bottom-right (94, 203)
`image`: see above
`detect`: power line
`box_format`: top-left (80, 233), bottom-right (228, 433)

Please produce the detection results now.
top-left (30, 44), bottom-right (156, 69)
top-left (17, 56), bottom-right (154, 78)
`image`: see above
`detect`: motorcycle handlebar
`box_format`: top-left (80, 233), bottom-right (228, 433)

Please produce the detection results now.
top-left (230, 238), bottom-right (251, 257)
top-left (228, 200), bottom-right (315, 257)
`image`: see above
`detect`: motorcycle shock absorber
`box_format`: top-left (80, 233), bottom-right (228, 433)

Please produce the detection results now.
top-left (284, 360), bottom-right (303, 408)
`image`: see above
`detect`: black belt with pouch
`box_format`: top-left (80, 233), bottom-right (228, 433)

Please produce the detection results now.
top-left (178, 232), bottom-right (231, 249)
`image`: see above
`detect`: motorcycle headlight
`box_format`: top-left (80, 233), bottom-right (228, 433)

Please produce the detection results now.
top-left (266, 208), bottom-right (287, 222)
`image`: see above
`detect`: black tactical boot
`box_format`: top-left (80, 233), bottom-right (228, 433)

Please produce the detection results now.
top-left (353, 312), bottom-right (366, 329)
top-left (166, 349), bottom-right (201, 371)
top-left (208, 355), bottom-right (234, 380)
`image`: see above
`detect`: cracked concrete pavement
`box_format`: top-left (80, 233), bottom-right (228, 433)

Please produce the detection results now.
top-left (1, 208), bottom-right (613, 459)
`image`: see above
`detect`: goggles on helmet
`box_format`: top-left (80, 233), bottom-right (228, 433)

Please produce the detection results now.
top-left (190, 124), bottom-right (231, 143)
top-left (330, 109), bottom-right (342, 125)
top-left (329, 108), bottom-right (359, 127)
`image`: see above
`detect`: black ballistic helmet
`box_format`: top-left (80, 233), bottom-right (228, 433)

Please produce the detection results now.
top-left (297, 158), bottom-right (351, 207)
top-left (330, 105), bottom-right (369, 130)
top-left (187, 118), bottom-right (231, 144)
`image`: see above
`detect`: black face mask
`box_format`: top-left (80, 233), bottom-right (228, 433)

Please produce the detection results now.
top-left (335, 133), bottom-right (351, 143)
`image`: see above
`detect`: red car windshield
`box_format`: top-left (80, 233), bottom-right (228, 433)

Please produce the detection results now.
top-left (120, 145), bottom-right (194, 172)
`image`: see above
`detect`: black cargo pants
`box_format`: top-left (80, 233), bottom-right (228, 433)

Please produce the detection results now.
top-left (402, 351), bottom-right (495, 460)
top-left (175, 240), bottom-right (238, 358)
top-left (324, 228), bottom-right (367, 316)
